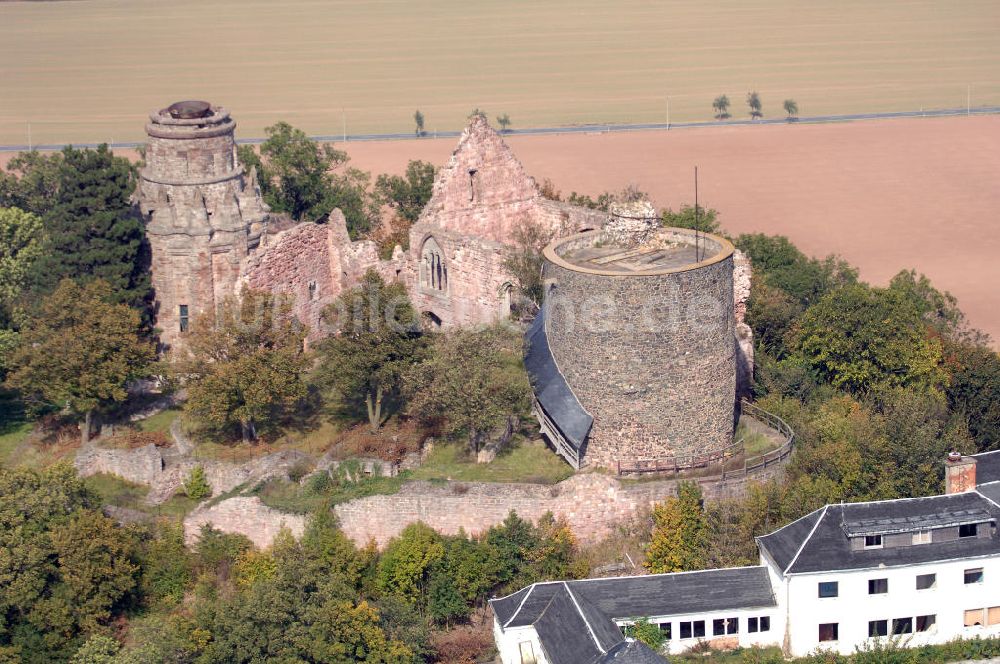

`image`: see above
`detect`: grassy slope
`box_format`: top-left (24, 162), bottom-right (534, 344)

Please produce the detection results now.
top-left (1, 0), bottom-right (998, 144)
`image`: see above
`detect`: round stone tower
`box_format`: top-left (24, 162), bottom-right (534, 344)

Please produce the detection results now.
top-left (137, 101), bottom-right (269, 351)
top-left (540, 219), bottom-right (736, 471)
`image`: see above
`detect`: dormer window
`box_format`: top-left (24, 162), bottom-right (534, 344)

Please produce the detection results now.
top-left (864, 535), bottom-right (883, 549)
top-left (959, 523), bottom-right (978, 538)
top-left (912, 530), bottom-right (932, 545)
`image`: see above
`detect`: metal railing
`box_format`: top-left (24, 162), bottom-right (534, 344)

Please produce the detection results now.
top-left (614, 399), bottom-right (794, 480)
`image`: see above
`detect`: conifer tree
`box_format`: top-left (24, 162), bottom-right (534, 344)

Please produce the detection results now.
top-left (644, 482), bottom-right (709, 573)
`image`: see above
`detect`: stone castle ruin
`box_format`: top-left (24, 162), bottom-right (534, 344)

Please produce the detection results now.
top-left (138, 101), bottom-right (753, 472)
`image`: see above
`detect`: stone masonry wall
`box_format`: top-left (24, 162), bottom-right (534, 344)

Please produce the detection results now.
top-left (184, 497), bottom-right (306, 549)
top-left (75, 444), bottom-right (164, 486)
top-left (544, 232), bottom-right (736, 470)
top-left (334, 467), bottom-right (785, 548)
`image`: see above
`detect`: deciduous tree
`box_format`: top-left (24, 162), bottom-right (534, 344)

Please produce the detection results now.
top-left (6, 279), bottom-right (154, 442)
top-left (317, 270), bottom-right (425, 431)
top-left (414, 110), bottom-right (425, 137)
top-left (182, 288), bottom-right (309, 443)
top-left (747, 90), bottom-right (763, 119)
top-left (783, 98), bottom-right (799, 119)
top-left (644, 482), bottom-right (708, 573)
top-left (374, 160), bottom-right (437, 224)
top-left (0, 207), bottom-right (46, 379)
top-left (404, 325), bottom-right (531, 453)
top-left (712, 94), bottom-right (731, 120)
top-left (496, 113), bottom-right (512, 132)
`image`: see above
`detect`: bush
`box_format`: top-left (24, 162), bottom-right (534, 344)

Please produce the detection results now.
top-left (183, 465), bottom-right (212, 501)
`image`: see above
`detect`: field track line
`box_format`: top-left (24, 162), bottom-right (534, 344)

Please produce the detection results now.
top-left (1, 105), bottom-right (997, 153)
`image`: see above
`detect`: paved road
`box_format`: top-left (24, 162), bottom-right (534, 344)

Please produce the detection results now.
top-left (2, 106), bottom-right (998, 153)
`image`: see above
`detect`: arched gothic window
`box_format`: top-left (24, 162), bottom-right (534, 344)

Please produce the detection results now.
top-left (420, 237), bottom-right (448, 292)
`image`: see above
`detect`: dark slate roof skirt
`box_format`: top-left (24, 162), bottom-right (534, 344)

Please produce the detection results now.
top-left (524, 307), bottom-right (593, 450)
top-left (491, 566), bottom-right (775, 628)
top-left (595, 640), bottom-right (669, 664)
top-left (978, 481), bottom-right (1000, 508)
top-left (842, 507), bottom-right (995, 537)
top-left (533, 585), bottom-right (616, 664)
top-left (974, 449), bottom-right (1000, 485)
top-left (760, 492), bottom-right (1000, 575)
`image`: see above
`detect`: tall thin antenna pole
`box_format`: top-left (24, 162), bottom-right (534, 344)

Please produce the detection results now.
top-left (694, 166), bottom-right (700, 261)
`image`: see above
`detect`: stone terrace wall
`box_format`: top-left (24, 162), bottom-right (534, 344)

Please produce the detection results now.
top-left (184, 496), bottom-right (306, 549)
top-left (334, 466), bottom-right (784, 548)
top-left (75, 444), bottom-right (164, 486)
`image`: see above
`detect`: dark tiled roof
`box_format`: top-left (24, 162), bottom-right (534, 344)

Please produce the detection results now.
top-left (492, 567), bottom-right (775, 628)
top-left (596, 640), bottom-right (669, 664)
top-left (978, 481), bottom-right (1000, 507)
top-left (532, 585), bottom-right (620, 664)
top-left (758, 492), bottom-right (1000, 574)
top-left (756, 508), bottom-right (824, 571)
top-left (842, 508), bottom-right (994, 536)
top-left (974, 450), bottom-right (1000, 485)
top-left (524, 306), bottom-right (593, 451)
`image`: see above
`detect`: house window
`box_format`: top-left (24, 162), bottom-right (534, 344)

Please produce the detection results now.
top-left (916, 573), bottom-right (936, 590)
top-left (912, 530), bottom-right (932, 545)
top-left (916, 615), bottom-right (936, 632)
top-left (308, 280), bottom-right (318, 301)
top-left (658, 623), bottom-right (671, 639)
top-left (818, 581), bottom-right (839, 598)
top-left (748, 616), bottom-right (770, 633)
top-left (712, 617), bottom-right (738, 636)
top-left (518, 641), bottom-right (536, 664)
top-left (959, 523), bottom-right (978, 538)
top-left (864, 535), bottom-right (883, 549)
top-left (964, 609), bottom-right (985, 627)
top-left (818, 623), bottom-right (839, 642)
top-left (679, 620), bottom-right (705, 639)
top-left (965, 568), bottom-right (984, 585)
top-left (179, 304), bottom-right (189, 332)
top-left (869, 578), bottom-right (889, 595)
top-left (892, 617), bottom-right (913, 635)
top-left (988, 607), bottom-right (1000, 626)
top-left (868, 620), bottom-right (888, 637)
top-left (759, 616), bottom-right (770, 632)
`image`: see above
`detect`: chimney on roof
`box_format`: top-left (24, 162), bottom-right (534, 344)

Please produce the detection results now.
top-left (945, 451), bottom-right (977, 494)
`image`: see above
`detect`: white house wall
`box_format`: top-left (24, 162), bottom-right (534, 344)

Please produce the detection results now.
top-left (494, 621), bottom-right (548, 664)
top-left (616, 606), bottom-right (781, 656)
top-left (784, 555), bottom-right (1000, 656)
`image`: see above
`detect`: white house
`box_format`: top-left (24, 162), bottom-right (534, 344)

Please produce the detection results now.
top-left (491, 450), bottom-right (1000, 662)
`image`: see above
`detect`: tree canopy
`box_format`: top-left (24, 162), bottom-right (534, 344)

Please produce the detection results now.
top-left (404, 325), bottom-right (531, 453)
top-left (373, 160), bottom-right (437, 225)
top-left (316, 270), bottom-right (426, 431)
top-left (182, 288), bottom-right (309, 442)
top-left (5, 279), bottom-right (155, 442)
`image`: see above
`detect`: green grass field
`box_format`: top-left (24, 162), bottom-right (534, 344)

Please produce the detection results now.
top-left (1, 0), bottom-right (998, 146)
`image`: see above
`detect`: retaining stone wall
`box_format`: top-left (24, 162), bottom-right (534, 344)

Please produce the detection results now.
top-left (333, 464), bottom-right (785, 548)
top-left (184, 496), bottom-right (307, 549)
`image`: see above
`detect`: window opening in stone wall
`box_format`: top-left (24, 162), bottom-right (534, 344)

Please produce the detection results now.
top-left (916, 614), bottom-right (936, 632)
top-left (421, 238), bottom-right (447, 292)
top-left (179, 304), bottom-right (189, 332)
top-left (964, 568), bottom-right (984, 584)
top-left (469, 168), bottom-right (478, 202)
top-left (892, 617), bottom-right (913, 635)
top-left (308, 281), bottom-right (318, 301)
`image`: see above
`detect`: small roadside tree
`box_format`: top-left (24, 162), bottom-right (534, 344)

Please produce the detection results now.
top-left (182, 288), bottom-right (309, 443)
top-left (6, 279), bottom-right (155, 443)
top-left (496, 113), bottom-right (512, 133)
top-left (316, 270), bottom-right (425, 431)
top-left (712, 94), bottom-right (731, 120)
top-left (747, 91), bottom-right (763, 120)
top-left (414, 110), bottom-right (425, 137)
top-left (783, 99), bottom-right (799, 120)
top-left (404, 325), bottom-right (531, 453)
